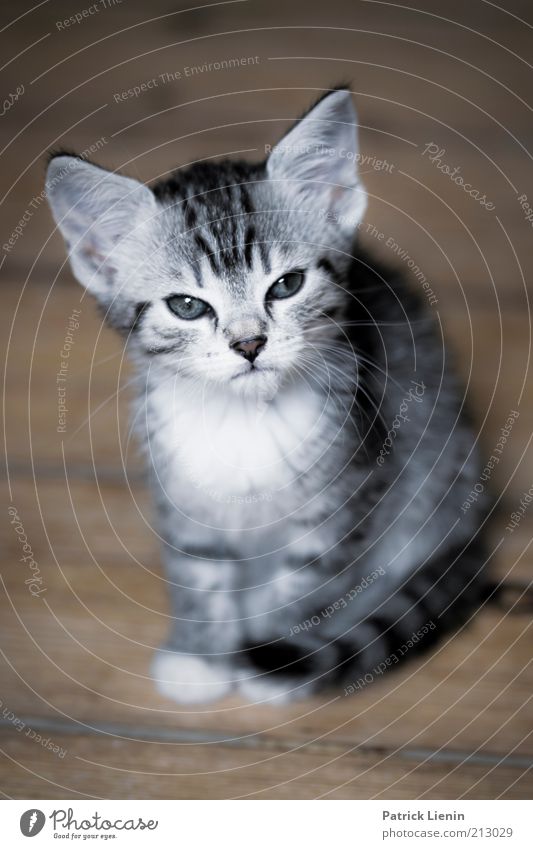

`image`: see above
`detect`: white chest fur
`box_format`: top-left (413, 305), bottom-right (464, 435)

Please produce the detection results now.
top-left (145, 375), bottom-right (332, 498)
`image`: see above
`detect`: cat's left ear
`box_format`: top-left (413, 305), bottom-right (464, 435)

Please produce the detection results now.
top-left (267, 88), bottom-right (367, 231)
top-left (45, 154), bottom-right (157, 300)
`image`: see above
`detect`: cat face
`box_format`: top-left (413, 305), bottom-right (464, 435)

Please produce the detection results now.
top-left (46, 89), bottom-right (367, 399)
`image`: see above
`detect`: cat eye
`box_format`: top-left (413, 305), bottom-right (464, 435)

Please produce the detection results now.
top-left (166, 294), bottom-right (213, 321)
top-left (266, 270), bottom-right (305, 301)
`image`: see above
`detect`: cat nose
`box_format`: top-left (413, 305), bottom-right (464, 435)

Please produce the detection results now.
top-left (230, 334), bottom-right (267, 363)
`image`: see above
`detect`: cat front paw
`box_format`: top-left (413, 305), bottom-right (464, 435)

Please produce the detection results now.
top-left (237, 672), bottom-right (314, 705)
top-left (236, 639), bottom-right (334, 704)
top-left (151, 650), bottom-right (233, 704)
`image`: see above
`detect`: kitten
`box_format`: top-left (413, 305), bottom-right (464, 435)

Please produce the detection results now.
top-left (46, 88), bottom-right (489, 705)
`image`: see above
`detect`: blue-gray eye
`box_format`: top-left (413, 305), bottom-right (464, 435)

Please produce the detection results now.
top-left (266, 270), bottom-right (305, 301)
top-left (166, 294), bottom-right (212, 320)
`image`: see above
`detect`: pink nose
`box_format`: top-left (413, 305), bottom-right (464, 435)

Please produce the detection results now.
top-left (230, 335), bottom-right (267, 363)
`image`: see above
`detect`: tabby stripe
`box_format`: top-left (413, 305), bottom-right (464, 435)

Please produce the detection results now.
top-left (183, 199), bottom-right (197, 229)
top-left (258, 240), bottom-right (271, 273)
top-left (190, 262), bottom-right (203, 286)
top-left (317, 257), bottom-right (338, 280)
top-left (194, 234), bottom-right (220, 275)
top-left (364, 614), bottom-right (405, 658)
top-left (244, 225), bottom-right (255, 268)
top-left (179, 544), bottom-right (241, 560)
top-left (239, 184), bottom-right (254, 215)
top-left (229, 187), bottom-right (240, 264)
top-left (148, 342), bottom-right (185, 355)
top-left (131, 301), bottom-right (151, 333)
top-left (400, 586), bottom-right (435, 622)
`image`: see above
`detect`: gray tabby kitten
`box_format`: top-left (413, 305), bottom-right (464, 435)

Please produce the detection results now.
top-left (46, 88), bottom-right (488, 704)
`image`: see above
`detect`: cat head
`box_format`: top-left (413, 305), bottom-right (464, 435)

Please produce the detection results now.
top-left (46, 88), bottom-right (367, 399)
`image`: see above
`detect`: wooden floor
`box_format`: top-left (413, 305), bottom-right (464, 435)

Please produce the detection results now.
top-left (1, 0), bottom-right (533, 798)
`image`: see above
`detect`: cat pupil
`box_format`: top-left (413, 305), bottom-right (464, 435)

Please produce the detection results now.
top-left (267, 270), bottom-right (305, 300)
top-left (166, 294), bottom-right (210, 320)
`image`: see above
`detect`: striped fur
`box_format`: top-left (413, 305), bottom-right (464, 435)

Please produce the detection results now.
top-left (46, 88), bottom-right (489, 704)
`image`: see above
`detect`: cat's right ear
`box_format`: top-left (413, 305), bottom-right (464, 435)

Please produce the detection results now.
top-left (45, 155), bottom-right (157, 298)
top-left (266, 88), bottom-right (367, 232)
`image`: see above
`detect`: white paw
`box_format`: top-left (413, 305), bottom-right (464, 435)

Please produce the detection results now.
top-left (237, 671), bottom-right (314, 705)
top-left (151, 651), bottom-right (233, 704)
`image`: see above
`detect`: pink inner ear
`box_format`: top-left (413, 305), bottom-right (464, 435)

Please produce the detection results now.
top-left (330, 185), bottom-right (348, 204)
top-left (79, 235), bottom-right (117, 282)
top-left (82, 242), bottom-right (102, 261)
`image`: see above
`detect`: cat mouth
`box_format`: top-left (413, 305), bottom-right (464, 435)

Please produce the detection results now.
top-left (231, 364), bottom-right (274, 381)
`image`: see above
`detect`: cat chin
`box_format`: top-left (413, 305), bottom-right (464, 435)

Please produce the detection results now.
top-left (227, 366), bottom-right (281, 400)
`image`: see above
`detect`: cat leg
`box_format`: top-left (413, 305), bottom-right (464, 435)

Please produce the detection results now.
top-left (237, 546), bottom-right (343, 704)
top-left (151, 552), bottom-right (241, 704)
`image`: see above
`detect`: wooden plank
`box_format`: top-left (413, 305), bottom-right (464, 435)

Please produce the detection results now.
top-left (1, 728), bottom-right (532, 800)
